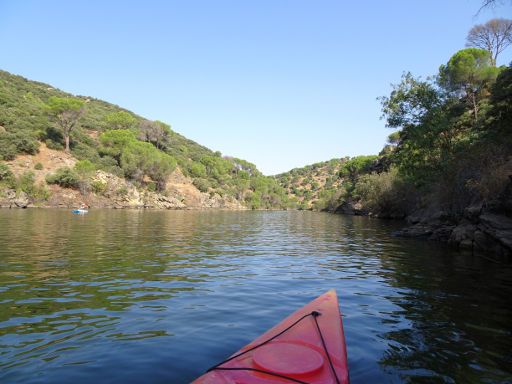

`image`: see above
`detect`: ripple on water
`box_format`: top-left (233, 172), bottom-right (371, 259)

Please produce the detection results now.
top-left (0, 210), bottom-right (511, 383)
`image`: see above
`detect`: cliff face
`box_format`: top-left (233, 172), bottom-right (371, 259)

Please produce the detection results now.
top-left (0, 143), bottom-right (244, 210)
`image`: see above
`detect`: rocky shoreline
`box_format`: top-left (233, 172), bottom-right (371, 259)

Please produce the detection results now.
top-left (393, 206), bottom-right (512, 260)
top-left (3, 178), bottom-right (510, 260)
top-left (334, 196), bottom-right (512, 260)
top-left (0, 168), bottom-right (245, 211)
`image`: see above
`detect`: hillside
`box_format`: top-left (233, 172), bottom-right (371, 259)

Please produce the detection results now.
top-left (274, 158), bottom-right (347, 210)
top-left (0, 70), bottom-right (290, 209)
top-left (277, 58), bottom-right (512, 258)
top-left (275, 155), bottom-right (386, 212)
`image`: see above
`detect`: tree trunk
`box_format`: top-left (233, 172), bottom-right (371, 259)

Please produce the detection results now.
top-left (65, 135), bottom-right (70, 152)
top-left (471, 92), bottom-right (478, 123)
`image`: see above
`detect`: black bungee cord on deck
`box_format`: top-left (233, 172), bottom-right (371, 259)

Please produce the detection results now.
top-left (206, 311), bottom-right (341, 384)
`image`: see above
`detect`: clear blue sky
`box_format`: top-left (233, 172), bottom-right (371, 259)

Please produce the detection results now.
top-left (1, 1), bottom-right (511, 175)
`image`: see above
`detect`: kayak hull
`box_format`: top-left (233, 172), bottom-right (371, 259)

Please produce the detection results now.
top-left (71, 209), bottom-right (88, 214)
top-left (193, 289), bottom-right (349, 384)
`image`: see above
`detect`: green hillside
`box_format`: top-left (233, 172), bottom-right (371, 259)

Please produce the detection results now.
top-left (278, 50), bottom-right (512, 226)
top-left (274, 158), bottom-right (347, 210)
top-left (274, 155), bottom-right (381, 212)
top-left (0, 70), bottom-right (290, 209)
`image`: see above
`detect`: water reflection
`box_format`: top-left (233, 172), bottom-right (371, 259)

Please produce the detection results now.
top-left (378, 246), bottom-right (512, 383)
top-left (0, 210), bottom-right (511, 383)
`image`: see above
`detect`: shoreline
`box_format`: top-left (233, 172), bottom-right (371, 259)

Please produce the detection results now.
top-left (2, 203), bottom-right (510, 261)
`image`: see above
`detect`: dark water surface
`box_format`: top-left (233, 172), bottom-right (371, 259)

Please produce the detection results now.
top-left (0, 209), bottom-right (511, 383)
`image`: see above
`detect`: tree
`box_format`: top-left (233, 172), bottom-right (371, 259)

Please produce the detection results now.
top-left (99, 129), bottom-right (137, 161)
top-left (488, 66), bottom-right (512, 139)
top-left (379, 72), bottom-right (443, 129)
top-left (379, 72), bottom-right (461, 184)
top-left (188, 162), bottom-right (207, 178)
top-left (121, 142), bottom-right (176, 190)
top-left (438, 48), bottom-right (500, 121)
top-left (387, 131), bottom-right (401, 145)
top-left (99, 129), bottom-right (176, 191)
top-left (380, 131), bottom-right (401, 156)
top-left (339, 155), bottom-right (378, 183)
top-left (46, 96), bottom-right (84, 152)
top-left (139, 120), bottom-right (171, 150)
top-left (466, 19), bottom-right (512, 66)
top-left (199, 155), bottom-right (232, 178)
top-left (104, 111), bottom-right (137, 131)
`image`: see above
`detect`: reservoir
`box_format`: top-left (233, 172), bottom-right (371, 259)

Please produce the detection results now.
top-left (0, 210), bottom-right (510, 383)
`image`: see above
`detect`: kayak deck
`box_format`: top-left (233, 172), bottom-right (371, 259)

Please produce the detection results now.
top-left (193, 289), bottom-right (349, 384)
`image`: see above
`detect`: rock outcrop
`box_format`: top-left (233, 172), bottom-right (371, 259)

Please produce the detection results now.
top-left (41, 170), bottom-right (242, 210)
top-left (164, 168), bottom-right (243, 209)
top-left (1, 166), bottom-right (244, 210)
top-left (334, 199), bottom-right (368, 216)
top-left (393, 203), bottom-right (512, 260)
top-left (0, 189), bottom-right (30, 208)
top-left (0, 144), bottom-right (247, 210)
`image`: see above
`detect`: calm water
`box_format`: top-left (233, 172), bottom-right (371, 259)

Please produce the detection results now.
top-left (0, 210), bottom-right (511, 383)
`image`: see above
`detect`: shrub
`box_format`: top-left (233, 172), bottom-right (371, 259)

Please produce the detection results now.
top-left (146, 181), bottom-right (156, 192)
top-left (312, 189), bottom-right (335, 211)
top-left (353, 167), bottom-right (410, 218)
top-left (100, 130), bottom-right (176, 191)
top-left (188, 162), bottom-right (207, 178)
top-left (245, 192), bottom-right (262, 209)
top-left (97, 156), bottom-right (123, 176)
top-left (44, 126), bottom-right (64, 149)
top-left (339, 155), bottom-right (378, 180)
top-left (193, 178), bottom-right (210, 193)
top-left (74, 159), bottom-right (96, 175)
top-left (34, 184), bottom-right (50, 201)
top-left (13, 171), bottom-right (48, 200)
top-left (464, 153), bottom-right (512, 203)
top-left (116, 186), bottom-right (129, 196)
top-left (46, 167), bottom-right (80, 189)
top-left (0, 162), bottom-right (14, 182)
top-left (90, 180), bottom-right (107, 195)
top-left (34, 162), bottom-right (43, 170)
top-left (0, 135), bottom-right (18, 160)
top-left (71, 143), bottom-right (101, 163)
top-left (16, 171), bottom-right (35, 193)
top-left (297, 201), bottom-right (309, 211)
top-left (5, 131), bottom-right (39, 155)
top-left (45, 139), bottom-right (64, 151)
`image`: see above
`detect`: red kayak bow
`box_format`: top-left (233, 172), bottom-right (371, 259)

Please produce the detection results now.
top-left (193, 289), bottom-right (349, 384)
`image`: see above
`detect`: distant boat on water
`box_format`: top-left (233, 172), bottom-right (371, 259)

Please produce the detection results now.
top-left (71, 209), bottom-right (88, 214)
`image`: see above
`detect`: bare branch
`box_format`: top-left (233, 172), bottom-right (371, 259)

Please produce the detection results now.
top-left (466, 18), bottom-right (512, 65)
top-left (477, 0), bottom-right (510, 15)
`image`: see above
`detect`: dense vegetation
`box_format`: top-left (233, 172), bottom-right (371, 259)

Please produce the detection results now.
top-left (275, 156), bottom-right (382, 211)
top-left (0, 70), bottom-right (289, 208)
top-left (373, 48), bottom-right (510, 218)
top-left (277, 20), bottom-right (512, 221)
top-left (275, 158), bottom-right (346, 210)
top-left (0, 162), bottom-right (49, 201)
